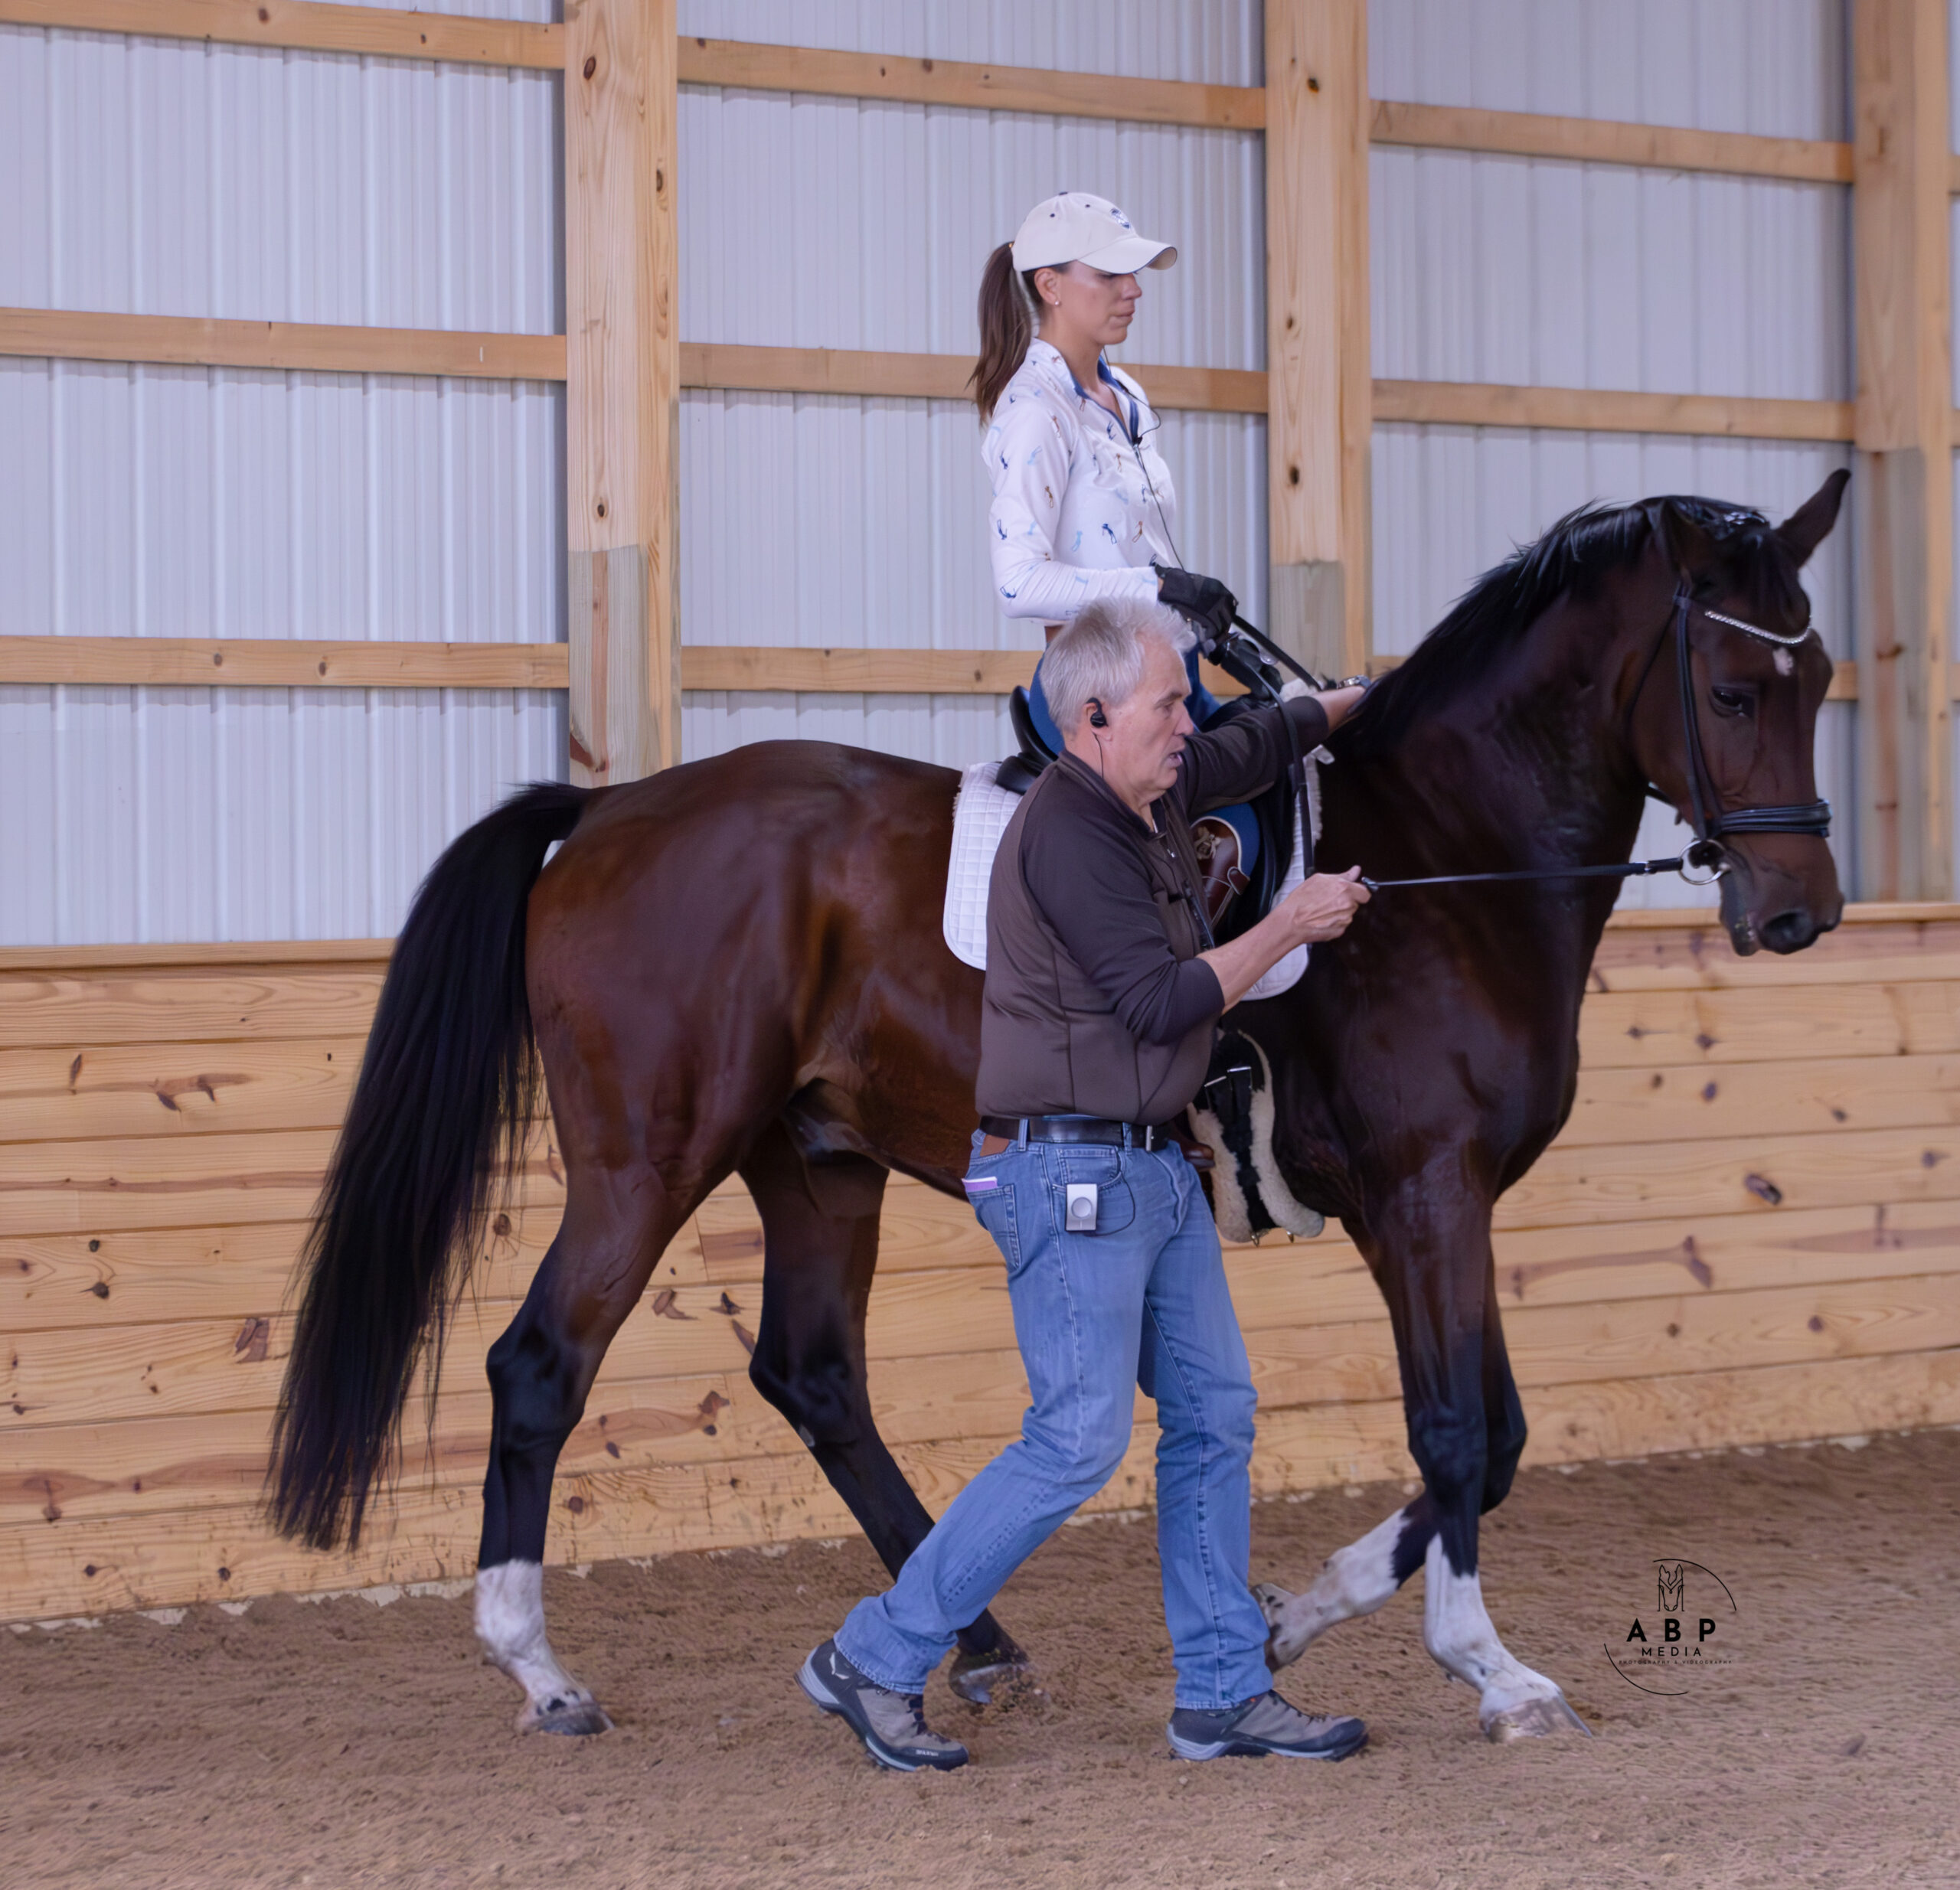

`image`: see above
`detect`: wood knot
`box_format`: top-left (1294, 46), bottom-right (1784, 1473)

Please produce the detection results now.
top-left (583, 55), bottom-right (596, 80)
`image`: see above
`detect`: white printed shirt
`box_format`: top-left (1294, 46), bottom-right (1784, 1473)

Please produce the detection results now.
top-left (982, 339), bottom-right (1178, 622)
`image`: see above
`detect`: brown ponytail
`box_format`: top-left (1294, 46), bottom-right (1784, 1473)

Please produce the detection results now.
top-left (971, 241), bottom-right (1042, 423)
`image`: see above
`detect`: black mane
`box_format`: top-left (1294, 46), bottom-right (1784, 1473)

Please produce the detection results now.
top-left (1338, 494), bottom-right (1805, 759)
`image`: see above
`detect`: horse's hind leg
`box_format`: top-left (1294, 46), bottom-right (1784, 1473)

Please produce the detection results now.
top-left (475, 1167), bottom-right (691, 1735)
top-left (738, 1121), bottom-right (1031, 1704)
top-left (1256, 1491), bottom-right (1438, 1667)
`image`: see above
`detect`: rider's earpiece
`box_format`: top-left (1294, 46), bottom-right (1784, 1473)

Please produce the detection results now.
top-left (1086, 699), bottom-right (1109, 730)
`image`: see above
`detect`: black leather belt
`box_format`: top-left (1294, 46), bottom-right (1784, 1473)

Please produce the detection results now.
top-left (980, 1115), bottom-right (1178, 1151)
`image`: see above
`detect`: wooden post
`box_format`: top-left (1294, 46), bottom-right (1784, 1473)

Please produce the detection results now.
top-left (564, 0), bottom-right (679, 785)
top-left (1265, 0), bottom-right (1370, 680)
top-left (1852, 0), bottom-right (1952, 899)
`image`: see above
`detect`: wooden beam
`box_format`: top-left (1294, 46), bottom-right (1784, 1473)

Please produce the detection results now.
top-left (681, 647), bottom-right (1036, 695)
top-left (0, 638), bottom-right (1863, 701)
top-left (1853, 0), bottom-right (1953, 902)
top-left (679, 341), bottom-right (1268, 413)
top-left (1266, 0), bottom-right (1370, 681)
top-left (1372, 99), bottom-right (1852, 184)
top-left (678, 35), bottom-right (1264, 130)
top-left (0, 637), bottom-right (567, 690)
top-left (0, 306), bottom-right (565, 382)
top-left (565, 0), bottom-right (680, 787)
top-left (0, 0), bottom-right (562, 68)
top-left (1374, 378), bottom-right (1854, 442)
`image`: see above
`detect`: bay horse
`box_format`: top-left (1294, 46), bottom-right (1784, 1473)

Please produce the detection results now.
top-left (270, 473), bottom-right (1847, 1741)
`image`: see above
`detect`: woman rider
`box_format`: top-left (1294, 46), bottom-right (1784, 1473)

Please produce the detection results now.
top-left (974, 191), bottom-right (1259, 922)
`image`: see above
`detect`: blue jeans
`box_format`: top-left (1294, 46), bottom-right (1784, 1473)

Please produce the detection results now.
top-left (835, 1129), bottom-right (1272, 1710)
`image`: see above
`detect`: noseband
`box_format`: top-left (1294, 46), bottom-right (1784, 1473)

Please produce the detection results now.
top-left (1625, 580), bottom-right (1833, 880)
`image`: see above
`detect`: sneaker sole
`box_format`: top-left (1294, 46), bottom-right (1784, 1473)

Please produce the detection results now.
top-left (1168, 1725), bottom-right (1369, 1763)
top-left (796, 1653), bottom-right (968, 1773)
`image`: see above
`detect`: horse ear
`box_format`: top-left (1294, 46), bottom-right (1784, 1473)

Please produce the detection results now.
top-left (1775, 468), bottom-right (1851, 569)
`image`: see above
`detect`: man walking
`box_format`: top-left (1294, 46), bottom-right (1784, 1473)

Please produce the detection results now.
top-left (799, 595), bottom-right (1371, 1769)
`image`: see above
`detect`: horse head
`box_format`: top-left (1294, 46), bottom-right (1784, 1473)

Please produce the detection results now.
top-left (1630, 472), bottom-right (1849, 956)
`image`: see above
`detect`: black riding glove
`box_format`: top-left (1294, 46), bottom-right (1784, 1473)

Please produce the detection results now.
top-left (1153, 564), bottom-right (1237, 649)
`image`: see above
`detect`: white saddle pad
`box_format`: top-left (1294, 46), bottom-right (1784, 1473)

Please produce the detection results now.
top-left (944, 761), bottom-right (1021, 968)
top-left (942, 755), bottom-right (1327, 1002)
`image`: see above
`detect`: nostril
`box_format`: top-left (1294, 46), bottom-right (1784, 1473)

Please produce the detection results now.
top-left (1760, 910), bottom-right (1816, 954)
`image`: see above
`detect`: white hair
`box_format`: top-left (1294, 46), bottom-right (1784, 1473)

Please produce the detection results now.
top-left (1042, 596), bottom-right (1195, 736)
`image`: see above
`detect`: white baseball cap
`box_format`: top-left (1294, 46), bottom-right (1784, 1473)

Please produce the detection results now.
top-left (1010, 191), bottom-right (1177, 277)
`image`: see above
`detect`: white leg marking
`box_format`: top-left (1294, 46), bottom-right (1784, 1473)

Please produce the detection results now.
top-left (1256, 1503), bottom-right (1414, 1667)
top-left (475, 1561), bottom-right (612, 1733)
top-left (1421, 1536), bottom-right (1586, 1741)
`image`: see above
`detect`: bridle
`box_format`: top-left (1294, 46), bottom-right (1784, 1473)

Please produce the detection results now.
top-left (1211, 575), bottom-right (1832, 896)
top-left (1625, 579), bottom-right (1832, 863)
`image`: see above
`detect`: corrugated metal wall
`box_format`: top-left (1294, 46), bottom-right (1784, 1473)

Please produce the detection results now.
top-left (1370, 0), bottom-right (1853, 907)
top-left (1, 1), bottom-right (1869, 939)
top-left (675, 0), bottom-right (1267, 769)
top-left (0, 13), bottom-right (564, 945)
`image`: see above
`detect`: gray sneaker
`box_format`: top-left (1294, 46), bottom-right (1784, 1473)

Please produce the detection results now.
top-left (1168, 1689), bottom-right (1367, 1762)
top-left (798, 1638), bottom-right (970, 1772)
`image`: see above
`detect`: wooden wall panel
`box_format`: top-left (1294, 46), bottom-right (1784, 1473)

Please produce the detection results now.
top-left (4, 909), bottom-right (1959, 1623)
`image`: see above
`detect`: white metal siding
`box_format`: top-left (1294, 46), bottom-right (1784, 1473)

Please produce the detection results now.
top-left (0, 23), bottom-right (564, 945)
top-left (675, 2), bottom-right (1266, 766)
top-left (1370, 0), bottom-right (1847, 139)
top-left (675, 0), bottom-right (1263, 87)
top-left (1369, 0), bottom-right (1853, 907)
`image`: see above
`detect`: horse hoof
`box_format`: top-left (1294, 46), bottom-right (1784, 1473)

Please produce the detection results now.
top-left (1252, 1581), bottom-right (1295, 1627)
top-left (519, 1694), bottom-right (614, 1737)
top-left (1482, 1693), bottom-right (1589, 1743)
top-left (947, 1638), bottom-right (1034, 1707)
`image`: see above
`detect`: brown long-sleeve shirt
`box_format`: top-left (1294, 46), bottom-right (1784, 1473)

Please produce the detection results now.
top-left (975, 697), bottom-right (1328, 1123)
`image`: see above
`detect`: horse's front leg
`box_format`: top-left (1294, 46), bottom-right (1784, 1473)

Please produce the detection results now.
top-left (1262, 1190), bottom-right (1586, 1741)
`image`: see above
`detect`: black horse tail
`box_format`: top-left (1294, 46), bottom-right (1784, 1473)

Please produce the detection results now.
top-left (268, 781), bottom-right (591, 1552)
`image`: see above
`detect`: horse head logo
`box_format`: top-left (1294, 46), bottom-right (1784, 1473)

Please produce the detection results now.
top-left (1658, 1563), bottom-right (1686, 1613)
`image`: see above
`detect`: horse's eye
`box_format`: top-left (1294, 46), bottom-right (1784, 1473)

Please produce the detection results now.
top-left (1710, 686), bottom-right (1755, 718)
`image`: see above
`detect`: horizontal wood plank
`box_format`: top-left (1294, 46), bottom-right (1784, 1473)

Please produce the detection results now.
top-left (1587, 917), bottom-right (1960, 991)
top-left (681, 645), bottom-right (1038, 696)
top-left (1576, 978), bottom-right (1960, 1067)
top-left (0, 968), bottom-right (387, 1049)
top-left (8, 1347), bottom-right (1959, 1621)
top-left (1558, 1051), bottom-right (1960, 1147)
top-left (1370, 98), bottom-right (1852, 183)
top-left (0, 906), bottom-right (1941, 977)
top-left (0, 635), bottom-right (568, 691)
top-left (1495, 1121), bottom-right (1960, 1231)
top-left (1374, 377), bottom-right (1854, 442)
top-left (0, 306), bottom-right (566, 380)
top-left (679, 341), bottom-right (1269, 413)
top-left (0, 1124), bottom-right (568, 1239)
top-left (0, 635), bottom-right (1870, 700)
top-left (0, 0), bottom-right (564, 67)
top-left (0, 941), bottom-right (392, 974)
top-left (0, 1038), bottom-right (366, 1145)
top-left (678, 35), bottom-right (1265, 129)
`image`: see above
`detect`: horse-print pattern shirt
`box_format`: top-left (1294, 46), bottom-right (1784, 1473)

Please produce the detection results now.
top-left (982, 339), bottom-right (1177, 623)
